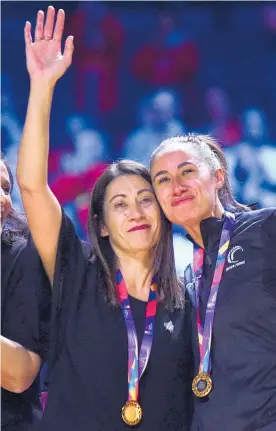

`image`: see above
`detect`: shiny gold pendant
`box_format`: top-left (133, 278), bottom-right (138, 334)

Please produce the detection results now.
top-left (122, 400), bottom-right (142, 426)
top-left (192, 372), bottom-right (213, 398)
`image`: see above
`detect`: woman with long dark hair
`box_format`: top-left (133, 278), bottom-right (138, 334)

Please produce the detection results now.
top-left (150, 133), bottom-right (276, 431)
top-left (16, 6), bottom-right (193, 430)
top-left (1, 154), bottom-right (51, 431)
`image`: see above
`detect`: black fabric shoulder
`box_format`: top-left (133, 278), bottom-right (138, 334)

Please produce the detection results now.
top-left (261, 209), bottom-right (276, 240)
top-left (236, 207), bottom-right (276, 225)
top-left (235, 207), bottom-right (276, 303)
top-left (1, 236), bottom-right (51, 359)
top-left (234, 207), bottom-right (276, 238)
top-left (48, 211), bottom-right (95, 370)
top-left (1, 238), bottom-right (27, 314)
top-left (52, 211), bottom-right (93, 308)
top-left (261, 209), bottom-right (276, 301)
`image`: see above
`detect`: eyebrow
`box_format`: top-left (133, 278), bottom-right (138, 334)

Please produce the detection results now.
top-left (137, 188), bottom-right (153, 196)
top-left (109, 194), bottom-right (126, 203)
top-left (109, 188), bottom-right (153, 203)
top-left (153, 161), bottom-right (194, 182)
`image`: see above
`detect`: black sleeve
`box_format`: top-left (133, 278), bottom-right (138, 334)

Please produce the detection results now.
top-left (48, 210), bottom-right (91, 369)
top-left (262, 209), bottom-right (276, 300)
top-left (1, 239), bottom-right (52, 361)
top-left (182, 290), bottom-right (195, 429)
top-left (262, 209), bottom-right (276, 243)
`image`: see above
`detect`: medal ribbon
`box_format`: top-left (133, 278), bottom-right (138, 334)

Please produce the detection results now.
top-left (193, 212), bottom-right (235, 374)
top-left (116, 270), bottom-right (157, 401)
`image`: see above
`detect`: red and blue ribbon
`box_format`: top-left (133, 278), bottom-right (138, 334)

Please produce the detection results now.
top-left (116, 270), bottom-right (157, 401)
top-left (193, 212), bottom-right (235, 374)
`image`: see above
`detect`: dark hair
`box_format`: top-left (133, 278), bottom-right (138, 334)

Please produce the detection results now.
top-left (151, 133), bottom-right (250, 213)
top-left (88, 159), bottom-right (183, 310)
top-left (1, 154), bottom-right (29, 245)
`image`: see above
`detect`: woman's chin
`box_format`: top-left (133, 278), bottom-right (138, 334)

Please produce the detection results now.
top-left (171, 208), bottom-right (200, 227)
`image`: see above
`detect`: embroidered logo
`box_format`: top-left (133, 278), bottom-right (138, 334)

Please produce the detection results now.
top-left (164, 320), bottom-right (174, 333)
top-left (226, 245), bottom-right (245, 271)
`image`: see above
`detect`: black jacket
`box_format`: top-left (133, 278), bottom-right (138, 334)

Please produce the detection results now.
top-left (186, 208), bottom-right (276, 431)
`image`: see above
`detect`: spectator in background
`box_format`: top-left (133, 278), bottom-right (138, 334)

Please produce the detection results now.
top-left (205, 87), bottom-right (241, 147)
top-left (131, 12), bottom-right (198, 87)
top-left (225, 108), bottom-right (276, 207)
top-left (259, 143), bottom-right (276, 207)
top-left (124, 90), bottom-right (185, 166)
top-left (61, 114), bottom-right (107, 174)
top-left (71, 162), bottom-right (109, 237)
top-left (152, 91), bottom-right (185, 135)
top-left (49, 114), bottom-right (107, 205)
top-left (49, 114), bottom-right (109, 236)
top-left (1, 75), bottom-right (22, 154)
top-left (1, 75), bottom-right (23, 210)
top-left (68, 2), bottom-right (124, 114)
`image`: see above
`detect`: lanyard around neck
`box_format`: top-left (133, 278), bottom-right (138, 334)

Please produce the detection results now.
top-left (193, 212), bottom-right (235, 375)
top-left (116, 270), bottom-right (157, 401)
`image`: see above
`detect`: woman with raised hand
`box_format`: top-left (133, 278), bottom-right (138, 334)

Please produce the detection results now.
top-left (1, 154), bottom-right (51, 431)
top-left (150, 133), bottom-right (276, 431)
top-left (17, 6), bottom-right (193, 430)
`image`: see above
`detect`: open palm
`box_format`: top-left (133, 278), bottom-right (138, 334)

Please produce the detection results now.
top-left (24, 6), bottom-right (74, 86)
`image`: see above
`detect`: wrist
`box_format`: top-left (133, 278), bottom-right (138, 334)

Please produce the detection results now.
top-left (30, 77), bottom-right (56, 93)
top-left (29, 79), bottom-right (55, 103)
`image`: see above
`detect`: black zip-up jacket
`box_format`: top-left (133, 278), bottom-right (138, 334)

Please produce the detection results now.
top-left (186, 208), bottom-right (276, 431)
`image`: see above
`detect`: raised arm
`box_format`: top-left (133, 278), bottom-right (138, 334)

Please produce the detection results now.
top-left (17, 6), bottom-right (74, 283)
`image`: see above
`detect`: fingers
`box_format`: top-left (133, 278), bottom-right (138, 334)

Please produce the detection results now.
top-left (53, 9), bottom-right (65, 42)
top-left (34, 10), bottom-right (44, 41)
top-left (44, 5), bottom-right (55, 39)
top-left (30, 6), bottom-right (70, 45)
top-left (63, 36), bottom-right (74, 67)
top-left (24, 21), bottom-right (33, 46)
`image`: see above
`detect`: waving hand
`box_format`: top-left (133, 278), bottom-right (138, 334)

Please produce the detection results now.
top-left (24, 6), bottom-right (74, 87)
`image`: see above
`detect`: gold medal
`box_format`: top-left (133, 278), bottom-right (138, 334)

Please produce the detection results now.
top-left (122, 400), bottom-right (142, 426)
top-left (192, 372), bottom-right (213, 398)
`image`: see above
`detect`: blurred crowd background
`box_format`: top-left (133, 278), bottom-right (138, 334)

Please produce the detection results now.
top-left (2, 1), bottom-right (276, 272)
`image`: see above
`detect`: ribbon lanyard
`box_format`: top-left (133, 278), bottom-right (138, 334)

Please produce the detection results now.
top-left (116, 269), bottom-right (157, 426)
top-left (193, 212), bottom-right (235, 376)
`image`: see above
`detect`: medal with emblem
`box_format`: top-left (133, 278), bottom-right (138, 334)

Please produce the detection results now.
top-left (192, 213), bottom-right (235, 398)
top-left (117, 270), bottom-right (157, 426)
top-left (192, 373), bottom-right (213, 397)
top-left (122, 400), bottom-right (143, 426)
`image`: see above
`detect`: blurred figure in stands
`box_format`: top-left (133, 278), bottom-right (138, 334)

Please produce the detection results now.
top-left (225, 108), bottom-right (276, 207)
top-left (205, 87), bottom-right (241, 148)
top-left (49, 114), bottom-right (108, 236)
top-left (131, 11), bottom-right (198, 88)
top-left (1, 75), bottom-right (23, 211)
top-left (61, 114), bottom-right (106, 174)
top-left (50, 114), bottom-right (107, 204)
top-left (124, 90), bottom-right (185, 166)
